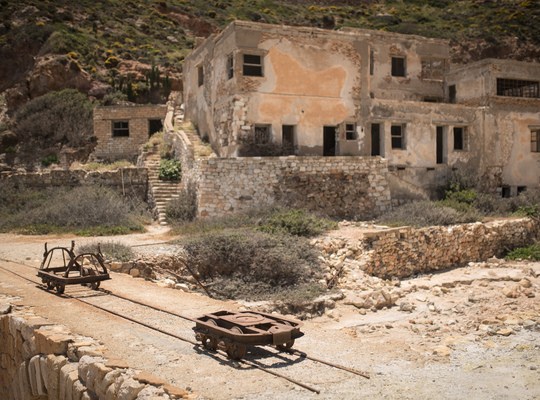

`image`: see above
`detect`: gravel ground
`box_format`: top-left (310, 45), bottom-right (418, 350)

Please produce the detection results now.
top-left (0, 228), bottom-right (539, 399)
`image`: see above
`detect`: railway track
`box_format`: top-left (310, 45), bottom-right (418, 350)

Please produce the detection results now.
top-left (0, 258), bottom-right (370, 395)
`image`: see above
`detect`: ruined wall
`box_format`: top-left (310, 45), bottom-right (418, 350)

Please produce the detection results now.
top-left (195, 156), bottom-right (391, 218)
top-left (0, 168), bottom-right (148, 201)
top-left (93, 105), bottom-right (167, 162)
top-left (0, 302), bottom-right (187, 399)
top-left (363, 218), bottom-right (539, 279)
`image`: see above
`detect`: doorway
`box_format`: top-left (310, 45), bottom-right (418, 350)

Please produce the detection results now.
top-left (436, 126), bottom-right (445, 164)
top-left (371, 123), bottom-right (381, 156)
top-left (323, 126), bottom-right (336, 156)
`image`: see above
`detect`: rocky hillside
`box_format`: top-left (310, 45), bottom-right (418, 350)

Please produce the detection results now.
top-left (0, 0), bottom-right (538, 166)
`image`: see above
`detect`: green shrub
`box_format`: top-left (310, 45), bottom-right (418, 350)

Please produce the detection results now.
top-left (444, 188), bottom-right (477, 204)
top-left (0, 184), bottom-right (149, 235)
top-left (257, 208), bottom-right (337, 237)
top-left (78, 241), bottom-right (135, 262)
top-left (180, 229), bottom-right (323, 300)
top-left (506, 243), bottom-right (540, 261)
top-left (41, 154), bottom-right (58, 167)
top-left (158, 159), bottom-right (181, 180)
top-left (377, 200), bottom-right (481, 227)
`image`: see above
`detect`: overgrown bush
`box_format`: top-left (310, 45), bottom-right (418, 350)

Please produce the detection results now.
top-left (0, 184), bottom-right (149, 235)
top-left (166, 189), bottom-right (197, 222)
top-left (14, 89), bottom-right (94, 148)
top-left (377, 200), bottom-right (481, 227)
top-left (158, 159), bottom-right (181, 180)
top-left (78, 241), bottom-right (135, 262)
top-left (257, 208), bottom-right (337, 237)
top-left (180, 229), bottom-right (323, 301)
top-left (506, 243), bottom-right (540, 261)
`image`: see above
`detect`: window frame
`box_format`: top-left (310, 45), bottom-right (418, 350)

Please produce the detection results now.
top-left (497, 78), bottom-right (539, 98)
top-left (112, 120), bottom-right (130, 137)
top-left (226, 53), bottom-right (234, 80)
top-left (253, 124), bottom-right (271, 144)
top-left (242, 54), bottom-right (263, 77)
top-left (345, 123), bottom-right (357, 141)
top-left (391, 124), bottom-right (405, 149)
top-left (197, 65), bottom-right (204, 87)
top-left (531, 128), bottom-right (540, 153)
top-left (391, 56), bottom-right (406, 77)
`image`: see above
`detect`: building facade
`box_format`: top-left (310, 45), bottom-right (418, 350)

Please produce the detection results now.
top-left (93, 105), bottom-right (167, 162)
top-left (184, 21), bottom-right (540, 198)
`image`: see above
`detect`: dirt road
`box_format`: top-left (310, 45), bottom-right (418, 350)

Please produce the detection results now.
top-left (0, 230), bottom-right (539, 399)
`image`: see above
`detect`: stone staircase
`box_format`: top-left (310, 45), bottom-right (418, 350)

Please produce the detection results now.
top-left (144, 151), bottom-right (184, 225)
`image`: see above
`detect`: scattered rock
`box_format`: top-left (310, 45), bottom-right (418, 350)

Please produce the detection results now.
top-left (432, 345), bottom-right (451, 357)
top-left (496, 328), bottom-right (514, 337)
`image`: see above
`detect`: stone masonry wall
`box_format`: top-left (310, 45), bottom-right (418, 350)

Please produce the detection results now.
top-left (316, 218), bottom-right (539, 281)
top-left (195, 156), bottom-right (391, 219)
top-left (0, 168), bottom-right (148, 202)
top-left (93, 105), bottom-right (167, 162)
top-left (0, 300), bottom-right (188, 400)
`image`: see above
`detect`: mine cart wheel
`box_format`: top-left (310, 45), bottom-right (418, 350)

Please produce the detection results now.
top-left (204, 320), bottom-right (219, 351)
top-left (226, 327), bottom-right (247, 360)
top-left (46, 281), bottom-right (55, 290)
top-left (277, 340), bottom-right (295, 351)
top-left (55, 283), bottom-right (65, 295)
top-left (89, 281), bottom-right (100, 290)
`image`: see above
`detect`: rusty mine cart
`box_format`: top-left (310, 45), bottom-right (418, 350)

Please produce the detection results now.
top-left (37, 241), bottom-right (111, 294)
top-left (193, 310), bottom-right (304, 360)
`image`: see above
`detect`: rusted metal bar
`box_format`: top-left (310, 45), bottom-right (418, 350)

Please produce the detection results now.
top-left (291, 350), bottom-right (371, 379)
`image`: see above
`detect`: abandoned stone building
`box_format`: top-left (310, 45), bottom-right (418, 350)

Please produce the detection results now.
top-left (92, 104), bottom-right (166, 162)
top-left (183, 21), bottom-right (540, 199)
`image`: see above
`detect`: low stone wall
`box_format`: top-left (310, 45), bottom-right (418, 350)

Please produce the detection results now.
top-left (0, 168), bottom-right (148, 201)
top-left (316, 218), bottom-right (539, 280)
top-left (195, 156), bottom-right (391, 219)
top-left (0, 301), bottom-right (188, 400)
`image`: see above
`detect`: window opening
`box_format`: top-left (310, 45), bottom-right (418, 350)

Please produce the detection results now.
top-left (391, 124), bottom-right (405, 149)
top-left (112, 121), bottom-right (129, 137)
top-left (454, 127), bottom-right (465, 150)
top-left (497, 79), bottom-right (539, 98)
top-left (345, 123), bottom-right (357, 140)
top-left (448, 85), bottom-right (456, 103)
top-left (391, 56), bottom-right (406, 77)
top-left (436, 126), bottom-right (445, 164)
top-left (197, 65), bottom-right (204, 86)
top-left (532, 128), bottom-right (540, 152)
top-left (254, 125), bottom-right (270, 144)
top-left (369, 49), bottom-right (374, 76)
top-left (501, 186), bottom-right (511, 198)
top-left (226, 54), bottom-right (234, 80)
top-left (243, 54), bottom-right (263, 77)
top-left (517, 186), bottom-right (527, 195)
top-left (323, 126), bottom-right (336, 156)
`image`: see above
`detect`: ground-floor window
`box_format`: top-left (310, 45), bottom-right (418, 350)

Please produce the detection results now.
top-left (453, 126), bottom-right (466, 150)
top-left (531, 128), bottom-right (540, 152)
top-left (391, 124), bottom-right (405, 149)
top-left (345, 123), bottom-right (357, 140)
top-left (254, 124), bottom-right (271, 144)
top-left (112, 121), bottom-right (129, 137)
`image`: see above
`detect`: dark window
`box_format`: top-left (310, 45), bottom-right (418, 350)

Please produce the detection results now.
top-left (243, 54), bottom-right (263, 77)
top-left (369, 49), bottom-right (374, 76)
top-left (517, 186), bottom-right (527, 195)
top-left (371, 123), bottom-right (381, 156)
top-left (254, 125), bottom-right (270, 144)
top-left (454, 127), bottom-right (465, 150)
top-left (391, 124), bottom-right (405, 149)
top-left (532, 129), bottom-right (540, 152)
top-left (449, 85), bottom-right (456, 103)
top-left (501, 186), bottom-right (511, 198)
top-left (112, 121), bottom-right (129, 137)
top-left (197, 65), bottom-right (204, 86)
top-left (227, 54), bottom-right (234, 80)
top-left (148, 119), bottom-right (162, 136)
top-left (497, 79), bottom-right (539, 98)
top-left (421, 59), bottom-right (445, 80)
top-left (391, 57), bottom-right (406, 77)
top-left (436, 126), bottom-right (445, 164)
top-left (345, 123), bottom-right (357, 140)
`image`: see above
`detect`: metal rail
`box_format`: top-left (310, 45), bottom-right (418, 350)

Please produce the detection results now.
top-left (0, 258), bottom-right (371, 386)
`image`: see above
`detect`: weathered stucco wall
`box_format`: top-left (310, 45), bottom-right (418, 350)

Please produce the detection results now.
top-left (0, 168), bottom-right (148, 201)
top-left (194, 156), bottom-right (391, 218)
top-left (0, 303), bottom-right (187, 399)
top-left (93, 105), bottom-right (167, 162)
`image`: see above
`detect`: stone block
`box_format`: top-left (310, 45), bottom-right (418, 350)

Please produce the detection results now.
top-left (59, 362), bottom-right (79, 400)
top-left (117, 377), bottom-right (145, 400)
top-left (86, 361), bottom-right (112, 394)
top-left (136, 385), bottom-right (170, 399)
top-left (45, 354), bottom-right (68, 399)
top-left (35, 327), bottom-right (73, 355)
top-left (28, 355), bottom-right (47, 396)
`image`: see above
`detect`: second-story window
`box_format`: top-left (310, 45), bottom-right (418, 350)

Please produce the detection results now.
top-left (453, 127), bottom-right (466, 150)
top-left (391, 56), bottom-right (406, 77)
top-left (532, 128), bottom-right (540, 152)
top-left (345, 123), bottom-right (357, 140)
top-left (198, 65), bottom-right (204, 86)
top-left (243, 54), bottom-right (263, 77)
